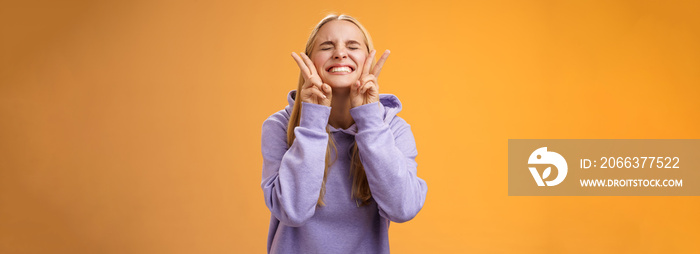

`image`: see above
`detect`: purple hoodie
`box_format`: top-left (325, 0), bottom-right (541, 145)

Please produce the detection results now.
top-left (261, 90), bottom-right (428, 253)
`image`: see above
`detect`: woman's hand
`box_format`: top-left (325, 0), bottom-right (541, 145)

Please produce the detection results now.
top-left (291, 52), bottom-right (332, 106)
top-left (351, 49), bottom-right (390, 108)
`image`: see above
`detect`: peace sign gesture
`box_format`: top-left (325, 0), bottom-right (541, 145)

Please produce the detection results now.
top-left (351, 49), bottom-right (390, 108)
top-left (291, 52), bottom-right (333, 106)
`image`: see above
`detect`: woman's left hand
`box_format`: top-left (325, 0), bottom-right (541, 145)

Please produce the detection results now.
top-left (351, 49), bottom-right (390, 108)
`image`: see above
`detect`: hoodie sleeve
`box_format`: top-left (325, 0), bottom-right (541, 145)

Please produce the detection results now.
top-left (261, 102), bottom-right (330, 227)
top-left (349, 102), bottom-right (428, 223)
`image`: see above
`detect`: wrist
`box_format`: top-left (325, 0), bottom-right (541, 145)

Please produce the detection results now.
top-left (299, 102), bottom-right (331, 130)
top-left (349, 101), bottom-right (384, 130)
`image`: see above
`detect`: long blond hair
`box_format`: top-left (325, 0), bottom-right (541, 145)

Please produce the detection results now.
top-left (287, 14), bottom-right (373, 207)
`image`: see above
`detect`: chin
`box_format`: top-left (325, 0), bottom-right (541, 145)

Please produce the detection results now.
top-left (326, 79), bottom-right (356, 89)
top-left (328, 82), bottom-right (353, 88)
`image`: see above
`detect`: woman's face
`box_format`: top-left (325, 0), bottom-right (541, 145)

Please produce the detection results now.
top-left (310, 20), bottom-right (368, 89)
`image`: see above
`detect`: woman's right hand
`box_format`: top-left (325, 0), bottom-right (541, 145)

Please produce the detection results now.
top-left (291, 52), bottom-right (332, 106)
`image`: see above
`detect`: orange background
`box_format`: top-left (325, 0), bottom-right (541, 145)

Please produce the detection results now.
top-left (1, 0), bottom-right (699, 253)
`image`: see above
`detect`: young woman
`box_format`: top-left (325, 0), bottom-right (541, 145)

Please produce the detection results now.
top-left (261, 14), bottom-right (428, 253)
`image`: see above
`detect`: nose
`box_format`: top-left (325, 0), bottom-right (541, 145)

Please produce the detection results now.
top-left (333, 48), bottom-right (348, 59)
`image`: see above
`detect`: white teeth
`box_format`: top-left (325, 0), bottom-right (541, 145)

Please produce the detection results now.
top-left (330, 67), bottom-right (352, 73)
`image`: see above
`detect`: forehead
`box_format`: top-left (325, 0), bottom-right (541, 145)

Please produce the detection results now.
top-left (315, 20), bottom-right (365, 44)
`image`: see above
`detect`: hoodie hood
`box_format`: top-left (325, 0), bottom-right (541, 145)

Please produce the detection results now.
top-left (284, 90), bottom-right (402, 135)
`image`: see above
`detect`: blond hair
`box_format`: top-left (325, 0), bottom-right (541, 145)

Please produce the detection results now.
top-left (287, 14), bottom-right (373, 206)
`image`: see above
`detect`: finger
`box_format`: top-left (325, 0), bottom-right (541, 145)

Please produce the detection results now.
top-left (356, 79), bottom-right (366, 94)
top-left (292, 52), bottom-right (311, 79)
top-left (302, 80), bottom-right (314, 89)
top-left (322, 83), bottom-right (332, 94)
top-left (371, 50), bottom-right (390, 76)
top-left (352, 80), bottom-right (361, 95)
top-left (311, 78), bottom-right (324, 90)
top-left (301, 53), bottom-right (318, 76)
top-left (360, 80), bottom-right (374, 94)
top-left (310, 87), bottom-right (327, 99)
top-left (358, 78), bottom-right (372, 94)
top-left (302, 75), bottom-right (324, 89)
top-left (291, 53), bottom-right (311, 78)
top-left (368, 80), bottom-right (379, 93)
top-left (302, 77), bottom-right (323, 90)
top-left (362, 50), bottom-right (376, 75)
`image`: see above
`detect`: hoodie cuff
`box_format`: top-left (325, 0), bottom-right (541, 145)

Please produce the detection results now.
top-left (300, 102), bottom-right (331, 130)
top-left (350, 102), bottom-right (384, 130)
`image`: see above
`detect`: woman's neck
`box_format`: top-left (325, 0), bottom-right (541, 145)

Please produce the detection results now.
top-left (328, 87), bottom-right (354, 129)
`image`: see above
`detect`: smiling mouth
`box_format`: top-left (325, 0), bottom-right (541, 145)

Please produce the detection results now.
top-left (326, 66), bottom-right (354, 73)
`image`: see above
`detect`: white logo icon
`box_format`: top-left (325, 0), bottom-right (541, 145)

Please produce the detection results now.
top-left (528, 147), bottom-right (567, 186)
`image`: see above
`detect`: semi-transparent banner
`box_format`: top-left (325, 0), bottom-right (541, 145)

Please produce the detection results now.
top-left (508, 139), bottom-right (700, 196)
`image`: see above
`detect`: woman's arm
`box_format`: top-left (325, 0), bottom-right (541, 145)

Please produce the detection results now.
top-left (350, 102), bottom-right (428, 223)
top-left (261, 102), bottom-right (330, 226)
